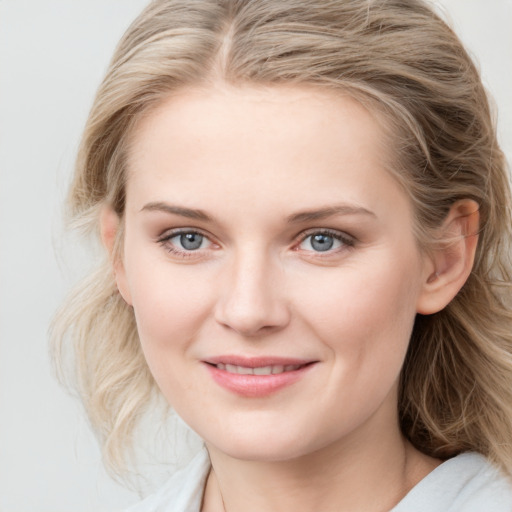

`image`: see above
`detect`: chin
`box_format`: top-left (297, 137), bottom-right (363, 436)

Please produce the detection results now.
top-left (202, 424), bottom-right (326, 463)
top-left (213, 441), bottom-right (310, 463)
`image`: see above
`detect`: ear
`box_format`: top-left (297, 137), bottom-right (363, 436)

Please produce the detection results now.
top-left (416, 199), bottom-right (479, 315)
top-left (100, 206), bottom-right (132, 306)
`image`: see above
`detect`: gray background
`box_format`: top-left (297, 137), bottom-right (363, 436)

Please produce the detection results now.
top-left (1, 1), bottom-right (511, 510)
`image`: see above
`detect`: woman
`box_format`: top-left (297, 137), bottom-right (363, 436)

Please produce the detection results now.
top-left (52, 0), bottom-right (512, 510)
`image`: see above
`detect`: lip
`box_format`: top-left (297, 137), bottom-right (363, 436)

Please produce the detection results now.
top-left (203, 355), bottom-right (317, 398)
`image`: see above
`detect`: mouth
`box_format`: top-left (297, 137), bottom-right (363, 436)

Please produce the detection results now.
top-left (210, 363), bottom-right (306, 375)
top-left (203, 356), bottom-right (317, 397)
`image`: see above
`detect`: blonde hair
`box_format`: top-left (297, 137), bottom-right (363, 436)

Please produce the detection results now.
top-left (52, 0), bottom-right (512, 476)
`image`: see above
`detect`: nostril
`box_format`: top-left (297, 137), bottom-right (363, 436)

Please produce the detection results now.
top-left (215, 305), bottom-right (290, 337)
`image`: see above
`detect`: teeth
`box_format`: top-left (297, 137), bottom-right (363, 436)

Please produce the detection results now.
top-left (237, 366), bottom-right (254, 375)
top-left (216, 364), bottom-right (301, 375)
top-left (253, 366), bottom-right (272, 375)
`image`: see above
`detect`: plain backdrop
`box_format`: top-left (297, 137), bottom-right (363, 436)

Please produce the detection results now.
top-left (0, 1), bottom-right (511, 511)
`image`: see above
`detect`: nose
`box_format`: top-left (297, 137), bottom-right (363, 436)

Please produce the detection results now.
top-left (214, 249), bottom-right (291, 337)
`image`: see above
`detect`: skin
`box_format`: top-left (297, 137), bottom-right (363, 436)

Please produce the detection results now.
top-left (103, 84), bottom-right (479, 511)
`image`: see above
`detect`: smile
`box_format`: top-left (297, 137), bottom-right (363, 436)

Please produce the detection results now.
top-left (204, 357), bottom-right (317, 398)
top-left (214, 363), bottom-right (304, 375)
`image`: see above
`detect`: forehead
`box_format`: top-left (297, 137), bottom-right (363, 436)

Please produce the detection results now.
top-left (125, 85), bottom-right (407, 221)
top-left (129, 84), bottom-right (390, 160)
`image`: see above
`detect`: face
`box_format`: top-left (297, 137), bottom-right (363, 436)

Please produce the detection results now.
top-left (115, 85), bottom-right (432, 462)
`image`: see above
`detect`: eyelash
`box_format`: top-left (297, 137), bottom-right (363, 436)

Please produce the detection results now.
top-left (157, 229), bottom-right (214, 259)
top-left (157, 228), bottom-right (355, 259)
top-left (295, 229), bottom-right (355, 255)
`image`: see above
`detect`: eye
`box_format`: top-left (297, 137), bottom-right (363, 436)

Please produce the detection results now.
top-left (171, 232), bottom-right (207, 251)
top-left (158, 229), bottom-right (214, 257)
top-left (298, 230), bottom-right (353, 253)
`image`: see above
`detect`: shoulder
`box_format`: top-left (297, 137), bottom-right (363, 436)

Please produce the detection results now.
top-left (392, 452), bottom-right (512, 512)
top-left (124, 449), bottom-right (210, 512)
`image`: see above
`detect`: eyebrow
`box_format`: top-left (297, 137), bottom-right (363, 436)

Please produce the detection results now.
top-left (141, 202), bottom-right (212, 221)
top-left (286, 205), bottom-right (376, 223)
top-left (141, 201), bottom-right (375, 224)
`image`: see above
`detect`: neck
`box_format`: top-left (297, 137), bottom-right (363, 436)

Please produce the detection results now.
top-left (202, 413), bottom-right (439, 512)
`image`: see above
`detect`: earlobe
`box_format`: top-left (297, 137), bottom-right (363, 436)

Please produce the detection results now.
top-left (99, 205), bottom-right (133, 306)
top-left (416, 199), bottom-right (479, 315)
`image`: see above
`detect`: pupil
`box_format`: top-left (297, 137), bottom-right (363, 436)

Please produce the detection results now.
top-left (180, 233), bottom-right (203, 250)
top-left (311, 234), bottom-right (334, 252)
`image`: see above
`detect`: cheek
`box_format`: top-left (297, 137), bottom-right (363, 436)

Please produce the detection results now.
top-left (293, 253), bottom-right (422, 372)
top-left (292, 260), bottom-right (421, 431)
top-left (302, 262), bottom-right (417, 328)
top-left (128, 269), bottom-right (215, 410)
top-left (123, 250), bottom-right (214, 369)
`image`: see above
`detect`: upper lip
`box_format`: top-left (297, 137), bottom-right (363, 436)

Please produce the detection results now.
top-left (204, 355), bottom-right (317, 368)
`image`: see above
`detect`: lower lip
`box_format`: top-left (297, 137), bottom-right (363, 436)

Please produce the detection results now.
top-left (204, 363), bottom-right (315, 398)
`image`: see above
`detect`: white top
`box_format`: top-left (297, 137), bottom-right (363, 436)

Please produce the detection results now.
top-left (126, 449), bottom-right (512, 512)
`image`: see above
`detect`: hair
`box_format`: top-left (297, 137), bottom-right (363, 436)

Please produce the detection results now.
top-left (52, 0), bottom-right (512, 477)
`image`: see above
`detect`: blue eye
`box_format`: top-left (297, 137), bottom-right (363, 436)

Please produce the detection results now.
top-left (310, 233), bottom-right (335, 251)
top-left (170, 232), bottom-right (206, 251)
top-left (157, 229), bottom-right (215, 259)
top-left (299, 231), bottom-right (350, 253)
